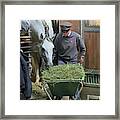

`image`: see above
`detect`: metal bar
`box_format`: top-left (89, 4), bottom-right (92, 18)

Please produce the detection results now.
top-left (20, 36), bottom-right (31, 39)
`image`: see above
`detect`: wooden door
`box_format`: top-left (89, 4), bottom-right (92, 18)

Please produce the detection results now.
top-left (83, 20), bottom-right (100, 70)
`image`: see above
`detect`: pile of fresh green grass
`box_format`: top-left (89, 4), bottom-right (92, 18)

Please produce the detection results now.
top-left (42, 64), bottom-right (85, 81)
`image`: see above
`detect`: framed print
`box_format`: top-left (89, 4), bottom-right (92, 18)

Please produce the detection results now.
top-left (0, 0), bottom-right (119, 119)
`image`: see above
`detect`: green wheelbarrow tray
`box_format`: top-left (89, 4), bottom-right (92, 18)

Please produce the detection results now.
top-left (43, 78), bottom-right (84, 99)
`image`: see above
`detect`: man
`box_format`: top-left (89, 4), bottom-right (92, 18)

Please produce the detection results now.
top-left (53, 21), bottom-right (86, 100)
top-left (53, 21), bottom-right (86, 65)
top-left (20, 51), bottom-right (32, 100)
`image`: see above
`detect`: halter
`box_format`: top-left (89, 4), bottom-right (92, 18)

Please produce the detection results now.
top-left (42, 20), bottom-right (53, 42)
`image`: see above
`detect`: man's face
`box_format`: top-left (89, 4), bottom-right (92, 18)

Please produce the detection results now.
top-left (62, 29), bottom-right (70, 37)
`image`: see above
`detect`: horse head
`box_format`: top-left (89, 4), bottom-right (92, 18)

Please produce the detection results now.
top-left (41, 20), bottom-right (55, 67)
top-left (42, 38), bottom-right (54, 66)
top-left (28, 20), bottom-right (54, 84)
top-left (30, 20), bottom-right (54, 66)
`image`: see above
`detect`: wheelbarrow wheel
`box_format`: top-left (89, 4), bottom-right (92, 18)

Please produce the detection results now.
top-left (69, 96), bottom-right (75, 100)
top-left (55, 96), bottom-right (62, 100)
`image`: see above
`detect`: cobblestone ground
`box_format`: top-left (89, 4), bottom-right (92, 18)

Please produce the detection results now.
top-left (31, 82), bottom-right (48, 100)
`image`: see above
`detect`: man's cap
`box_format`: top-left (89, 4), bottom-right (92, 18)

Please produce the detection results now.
top-left (60, 22), bottom-right (72, 31)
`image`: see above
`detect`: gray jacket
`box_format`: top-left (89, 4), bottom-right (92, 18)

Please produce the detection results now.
top-left (53, 31), bottom-right (86, 64)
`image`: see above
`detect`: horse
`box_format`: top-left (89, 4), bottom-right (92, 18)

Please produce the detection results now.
top-left (28, 20), bottom-right (54, 85)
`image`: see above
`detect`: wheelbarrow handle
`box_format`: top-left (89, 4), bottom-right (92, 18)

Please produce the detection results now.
top-left (42, 81), bottom-right (53, 100)
top-left (79, 82), bottom-right (83, 93)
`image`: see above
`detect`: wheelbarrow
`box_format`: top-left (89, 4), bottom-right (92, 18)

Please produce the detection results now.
top-left (42, 79), bottom-right (84, 100)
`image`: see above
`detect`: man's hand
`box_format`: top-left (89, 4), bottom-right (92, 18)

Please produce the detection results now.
top-left (80, 56), bottom-right (85, 64)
